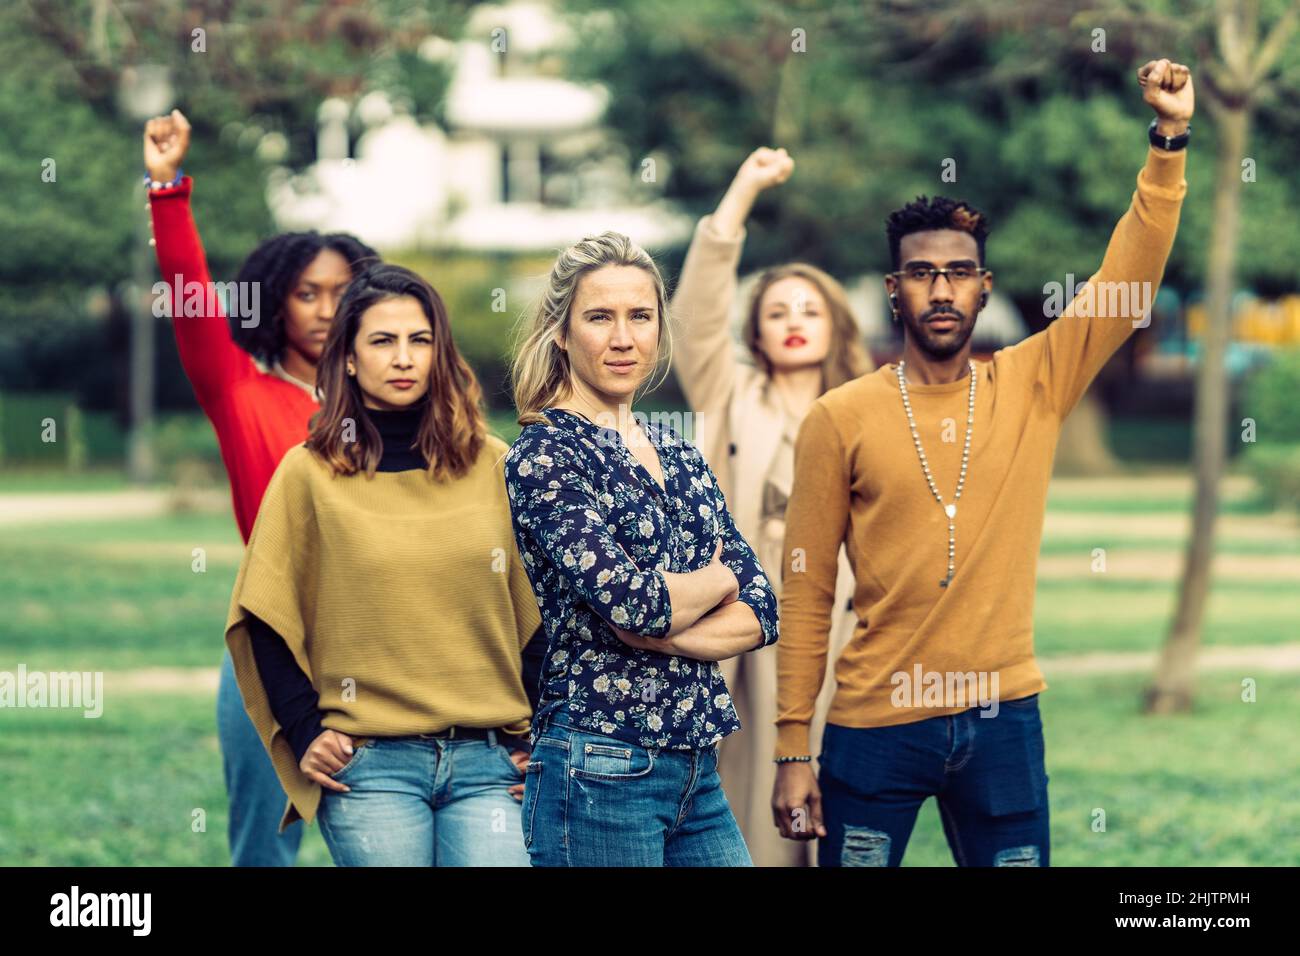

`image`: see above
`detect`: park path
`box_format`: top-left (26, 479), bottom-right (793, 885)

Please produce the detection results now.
top-left (99, 643), bottom-right (1300, 695)
top-left (0, 488), bottom-right (227, 525)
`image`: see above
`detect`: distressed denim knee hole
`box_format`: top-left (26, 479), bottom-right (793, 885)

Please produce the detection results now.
top-left (993, 844), bottom-right (1040, 866)
top-left (841, 825), bottom-right (890, 866)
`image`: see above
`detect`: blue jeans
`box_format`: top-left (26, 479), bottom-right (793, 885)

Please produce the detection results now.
top-left (216, 649), bottom-right (304, 866)
top-left (523, 716), bottom-right (752, 867)
top-left (316, 732), bottom-right (531, 866)
top-left (817, 694), bottom-right (1050, 867)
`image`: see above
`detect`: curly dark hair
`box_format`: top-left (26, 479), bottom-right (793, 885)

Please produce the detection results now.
top-left (885, 196), bottom-right (990, 271)
top-left (231, 231), bottom-right (380, 364)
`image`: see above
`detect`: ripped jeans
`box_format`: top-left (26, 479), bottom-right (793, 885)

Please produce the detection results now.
top-left (817, 694), bottom-right (1050, 867)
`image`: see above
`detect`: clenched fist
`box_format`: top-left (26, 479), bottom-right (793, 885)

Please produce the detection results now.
top-left (1137, 59), bottom-right (1194, 135)
top-left (733, 146), bottom-right (795, 196)
top-left (143, 108), bottom-right (192, 183)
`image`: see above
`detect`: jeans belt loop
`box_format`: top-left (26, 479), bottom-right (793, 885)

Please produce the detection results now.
top-left (487, 729), bottom-right (497, 748)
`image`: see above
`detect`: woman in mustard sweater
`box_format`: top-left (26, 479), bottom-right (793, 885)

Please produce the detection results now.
top-left (224, 264), bottom-right (545, 866)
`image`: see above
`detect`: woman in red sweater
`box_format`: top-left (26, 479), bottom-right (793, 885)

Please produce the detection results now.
top-left (144, 109), bottom-right (379, 866)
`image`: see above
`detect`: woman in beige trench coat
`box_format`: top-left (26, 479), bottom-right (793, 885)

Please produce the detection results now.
top-left (670, 147), bottom-right (873, 866)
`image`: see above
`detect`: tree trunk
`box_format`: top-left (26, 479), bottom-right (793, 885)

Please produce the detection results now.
top-left (1145, 105), bottom-right (1250, 714)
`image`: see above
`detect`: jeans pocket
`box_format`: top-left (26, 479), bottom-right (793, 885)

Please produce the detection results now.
top-left (330, 739), bottom-right (373, 782)
top-left (493, 741), bottom-right (526, 778)
top-left (984, 719), bottom-right (1048, 816)
top-left (816, 722), bottom-right (860, 789)
top-left (569, 731), bottom-right (655, 780)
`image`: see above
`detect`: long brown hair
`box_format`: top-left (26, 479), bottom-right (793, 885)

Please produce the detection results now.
top-left (742, 262), bottom-right (871, 391)
top-left (306, 264), bottom-right (486, 480)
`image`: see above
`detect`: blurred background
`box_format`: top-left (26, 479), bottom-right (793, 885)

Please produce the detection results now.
top-left (1, 0), bottom-right (1297, 865)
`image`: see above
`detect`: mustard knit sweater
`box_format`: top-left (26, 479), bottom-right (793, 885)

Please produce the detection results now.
top-left (224, 436), bottom-right (542, 829)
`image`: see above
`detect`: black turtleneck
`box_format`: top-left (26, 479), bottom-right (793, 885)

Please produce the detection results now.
top-left (246, 399), bottom-right (547, 762)
top-left (366, 402), bottom-right (429, 471)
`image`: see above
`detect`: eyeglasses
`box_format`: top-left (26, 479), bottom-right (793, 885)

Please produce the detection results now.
top-left (889, 266), bottom-right (989, 287)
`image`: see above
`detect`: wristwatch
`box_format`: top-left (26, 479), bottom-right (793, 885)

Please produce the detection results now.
top-left (1148, 118), bottom-right (1190, 152)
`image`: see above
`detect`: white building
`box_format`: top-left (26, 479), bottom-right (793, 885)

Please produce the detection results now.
top-left (268, 1), bottom-right (692, 254)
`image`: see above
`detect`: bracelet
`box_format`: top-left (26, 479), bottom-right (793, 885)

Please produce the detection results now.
top-left (143, 167), bottom-right (184, 191)
top-left (775, 754), bottom-right (812, 764)
top-left (1147, 118), bottom-right (1190, 152)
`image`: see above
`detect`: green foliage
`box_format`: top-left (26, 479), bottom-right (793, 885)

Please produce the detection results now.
top-left (0, 392), bottom-right (74, 464)
top-left (1242, 443), bottom-right (1300, 511)
top-left (556, 0), bottom-right (1300, 311)
top-left (151, 412), bottom-right (223, 474)
top-left (0, 1), bottom-right (472, 410)
top-left (1240, 348), bottom-right (1300, 509)
top-left (1243, 347), bottom-right (1300, 443)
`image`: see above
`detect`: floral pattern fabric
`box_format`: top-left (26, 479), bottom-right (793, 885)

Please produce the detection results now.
top-left (504, 407), bottom-right (779, 750)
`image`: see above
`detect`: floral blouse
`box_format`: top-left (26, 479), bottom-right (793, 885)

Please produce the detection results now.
top-left (504, 406), bottom-right (779, 750)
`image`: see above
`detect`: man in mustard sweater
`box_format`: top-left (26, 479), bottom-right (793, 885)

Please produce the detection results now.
top-left (772, 59), bottom-right (1194, 866)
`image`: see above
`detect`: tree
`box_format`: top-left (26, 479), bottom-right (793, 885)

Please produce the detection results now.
top-left (553, 1), bottom-right (1288, 360)
top-left (1145, 0), bottom-right (1300, 713)
top-left (555, 0), bottom-right (1300, 706)
top-left (0, 0), bottom-right (471, 414)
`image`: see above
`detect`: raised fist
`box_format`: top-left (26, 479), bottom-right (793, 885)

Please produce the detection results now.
top-left (1137, 60), bottom-right (1194, 132)
top-left (143, 108), bottom-right (192, 183)
top-left (735, 146), bottom-right (795, 194)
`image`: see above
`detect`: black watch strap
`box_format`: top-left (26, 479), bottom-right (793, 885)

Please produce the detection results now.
top-left (1148, 118), bottom-right (1190, 152)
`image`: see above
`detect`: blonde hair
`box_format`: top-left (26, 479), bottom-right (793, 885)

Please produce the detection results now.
top-left (743, 262), bottom-right (872, 392)
top-left (511, 231), bottom-right (673, 427)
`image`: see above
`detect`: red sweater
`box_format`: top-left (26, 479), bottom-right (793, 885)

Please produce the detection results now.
top-left (149, 177), bottom-right (320, 542)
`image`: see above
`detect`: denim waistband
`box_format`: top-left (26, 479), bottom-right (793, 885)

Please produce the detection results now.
top-left (539, 711), bottom-right (718, 756)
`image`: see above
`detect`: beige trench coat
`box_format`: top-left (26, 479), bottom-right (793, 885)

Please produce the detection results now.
top-left (669, 215), bottom-right (859, 866)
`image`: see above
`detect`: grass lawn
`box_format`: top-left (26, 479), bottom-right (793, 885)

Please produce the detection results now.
top-left (1, 471), bottom-right (1297, 865)
top-left (4, 511), bottom-right (1294, 671)
top-left (2, 513), bottom-right (244, 671)
top-left (0, 469), bottom-right (140, 494)
top-left (0, 691), bottom-right (332, 866)
top-left (1032, 577), bottom-right (1299, 655)
top-left (900, 671), bottom-right (1300, 866)
top-left (2, 671), bottom-right (1294, 865)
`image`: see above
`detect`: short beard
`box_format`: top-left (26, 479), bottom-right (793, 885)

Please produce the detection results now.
top-left (902, 305), bottom-right (974, 359)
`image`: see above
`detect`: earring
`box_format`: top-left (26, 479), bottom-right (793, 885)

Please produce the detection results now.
top-left (347, 365), bottom-right (355, 376)
top-left (979, 292), bottom-right (988, 308)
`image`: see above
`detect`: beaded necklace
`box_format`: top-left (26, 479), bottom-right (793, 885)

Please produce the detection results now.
top-left (896, 359), bottom-right (976, 588)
